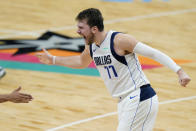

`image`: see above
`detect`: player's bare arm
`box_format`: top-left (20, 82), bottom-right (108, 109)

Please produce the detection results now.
top-left (113, 33), bottom-right (138, 56)
top-left (36, 45), bottom-right (92, 69)
top-left (114, 33), bottom-right (191, 87)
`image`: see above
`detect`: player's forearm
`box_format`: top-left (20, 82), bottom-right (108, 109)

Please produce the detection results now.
top-left (0, 94), bottom-right (9, 103)
top-left (54, 55), bottom-right (87, 69)
top-left (148, 50), bottom-right (180, 72)
top-left (133, 42), bottom-right (181, 72)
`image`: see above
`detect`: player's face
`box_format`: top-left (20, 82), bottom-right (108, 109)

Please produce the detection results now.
top-left (77, 19), bottom-right (95, 45)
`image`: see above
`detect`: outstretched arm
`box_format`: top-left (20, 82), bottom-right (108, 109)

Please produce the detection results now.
top-left (36, 45), bottom-right (92, 69)
top-left (0, 87), bottom-right (33, 103)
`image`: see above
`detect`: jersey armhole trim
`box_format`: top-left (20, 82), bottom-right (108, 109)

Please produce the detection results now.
top-left (89, 44), bottom-right (93, 58)
top-left (110, 32), bottom-right (128, 66)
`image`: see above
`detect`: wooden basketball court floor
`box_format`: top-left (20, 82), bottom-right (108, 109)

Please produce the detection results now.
top-left (0, 0), bottom-right (195, 131)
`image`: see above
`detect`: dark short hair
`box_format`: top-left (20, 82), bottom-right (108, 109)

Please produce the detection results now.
top-left (76, 8), bottom-right (104, 31)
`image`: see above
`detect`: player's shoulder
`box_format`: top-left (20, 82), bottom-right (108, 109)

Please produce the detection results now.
top-left (112, 31), bottom-right (138, 53)
top-left (114, 33), bottom-right (129, 42)
top-left (114, 32), bottom-right (137, 46)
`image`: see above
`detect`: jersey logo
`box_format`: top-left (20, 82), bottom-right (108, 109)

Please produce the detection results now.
top-left (103, 47), bottom-right (109, 50)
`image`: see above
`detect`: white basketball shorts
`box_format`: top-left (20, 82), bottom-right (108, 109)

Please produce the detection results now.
top-left (117, 84), bottom-right (159, 131)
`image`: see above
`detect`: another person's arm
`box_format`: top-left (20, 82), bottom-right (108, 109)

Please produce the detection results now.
top-left (0, 87), bottom-right (33, 103)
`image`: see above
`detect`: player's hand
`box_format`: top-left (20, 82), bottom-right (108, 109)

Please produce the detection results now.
top-left (177, 69), bottom-right (191, 87)
top-left (8, 87), bottom-right (33, 103)
top-left (36, 48), bottom-right (53, 65)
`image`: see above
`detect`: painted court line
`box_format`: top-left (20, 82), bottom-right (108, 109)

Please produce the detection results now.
top-left (0, 29), bottom-right (27, 34)
top-left (0, 8), bottom-right (195, 39)
top-left (0, 32), bottom-right (40, 39)
top-left (104, 8), bottom-right (196, 24)
top-left (46, 95), bottom-right (196, 131)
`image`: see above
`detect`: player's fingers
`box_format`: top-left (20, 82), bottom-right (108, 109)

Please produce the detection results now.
top-left (180, 79), bottom-right (186, 87)
top-left (20, 93), bottom-right (33, 98)
top-left (13, 96), bottom-right (32, 102)
top-left (14, 86), bottom-right (21, 92)
top-left (35, 53), bottom-right (43, 58)
top-left (19, 93), bottom-right (33, 99)
top-left (19, 94), bottom-right (32, 99)
top-left (20, 99), bottom-right (32, 103)
top-left (42, 48), bottom-right (50, 56)
top-left (181, 80), bottom-right (188, 87)
top-left (181, 83), bottom-right (186, 87)
top-left (184, 79), bottom-right (190, 87)
top-left (13, 100), bottom-right (30, 103)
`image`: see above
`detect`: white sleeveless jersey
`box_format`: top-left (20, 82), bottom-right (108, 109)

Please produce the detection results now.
top-left (90, 30), bottom-right (150, 98)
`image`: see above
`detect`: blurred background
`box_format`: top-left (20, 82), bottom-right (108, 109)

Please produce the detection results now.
top-left (0, 0), bottom-right (195, 131)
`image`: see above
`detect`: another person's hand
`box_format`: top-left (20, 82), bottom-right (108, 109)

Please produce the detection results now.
top-left (8, 87), bottom-right (33, 103)
top-left (177, 69), bottom-right (191, 87)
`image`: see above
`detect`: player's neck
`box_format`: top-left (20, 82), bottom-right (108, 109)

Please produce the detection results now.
top-left (94, 31), bottom-right (107, 47)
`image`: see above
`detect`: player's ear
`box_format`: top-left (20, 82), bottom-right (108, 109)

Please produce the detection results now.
top-left (91, 26), bottom-right (98, 34)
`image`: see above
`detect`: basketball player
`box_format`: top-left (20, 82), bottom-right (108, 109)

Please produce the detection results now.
top-left (0, 86), bottom-right (33, 103)
top-left (36, 8), bottom-right (191, 131)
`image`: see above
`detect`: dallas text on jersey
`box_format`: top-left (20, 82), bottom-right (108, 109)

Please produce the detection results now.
top-left (93, 55), bottom-right (112, 66)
